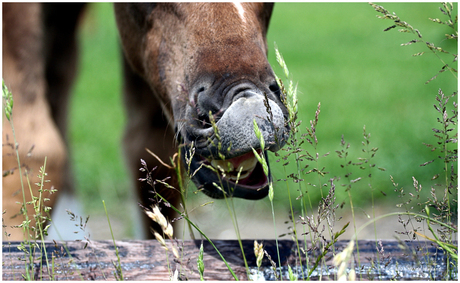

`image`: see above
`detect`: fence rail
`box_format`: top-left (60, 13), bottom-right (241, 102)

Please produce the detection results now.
top-left (2, 239), bottom-right (455, 280)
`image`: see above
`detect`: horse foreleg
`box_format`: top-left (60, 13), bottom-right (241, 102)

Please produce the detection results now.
top-left (121, 56), bottom-right (180, 239)
top-left (2, 3), bottom-right (67, 240)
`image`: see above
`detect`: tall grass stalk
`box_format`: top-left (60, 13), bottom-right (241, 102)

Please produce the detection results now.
top-left (139, 159), bottom-right (239, 280)
top-left (103, 200), bottom-right (124, 280)
top-left (3, 80), bottom-right (36, 280)
top-left (35, 158), bottom-right (54, 280)
top-left (336, 138), bottom-right (360, 246)
top-left (204, 111), bottom-right (251, 278)
top-left (159, 191), bottom-right (239, 280)
top-left (360, 125), bottom-right (382, 274)
top-left (252, 119), bottom-right (283, 280)
top-left (274, 45), bottom-right (309, 279)
top-left (146, 148), bottom-right (195, 240)
top-left (221, 188), bottom-right (251, 278)
top-left (172, 149), bottom-right (195, 240)
top-left (370, 3), bottom-right (457, 277)
top-left (4, 81), bottom-right (91, 281)
top-left (3, 81), bottom-right (29, 238)
top-left (197, 242), bottom-right (205, 280)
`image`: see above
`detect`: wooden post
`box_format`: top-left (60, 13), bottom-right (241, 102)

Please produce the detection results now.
top-left (2, 239), bottom-right (455, 280)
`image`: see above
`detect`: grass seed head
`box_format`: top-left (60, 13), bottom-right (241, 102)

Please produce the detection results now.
top-left (253, 240), bottom-right (264, 268)
top-left (145, 205), bottom-right (174, 238)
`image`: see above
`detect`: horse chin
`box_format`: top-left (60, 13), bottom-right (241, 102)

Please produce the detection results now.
top-left (181, 146), bottom-right (270, 200)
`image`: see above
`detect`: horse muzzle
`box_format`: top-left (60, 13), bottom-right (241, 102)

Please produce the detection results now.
top-left (180, 89), bottom-right (289, 199)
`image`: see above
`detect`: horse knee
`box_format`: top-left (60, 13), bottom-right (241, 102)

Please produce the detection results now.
top-left (2, 114), bottom-right (67, 240)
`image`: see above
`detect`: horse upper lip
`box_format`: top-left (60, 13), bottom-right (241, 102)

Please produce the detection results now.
top-left (184, 93), bottom-right (288, 159)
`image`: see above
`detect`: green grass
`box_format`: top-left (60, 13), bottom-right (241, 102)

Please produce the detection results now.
top-left (69, 3), bottom-right (129, 230)
top-left (267, 2), bottom-right (457, 208)
top-left (68, 3), bottom-right (457, 238)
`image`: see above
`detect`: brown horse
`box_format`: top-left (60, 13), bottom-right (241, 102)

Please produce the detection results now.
top-left (2, 3), bottom-right (289, 240)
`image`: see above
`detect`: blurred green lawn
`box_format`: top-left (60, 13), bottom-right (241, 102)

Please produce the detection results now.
top-left (70, 3), bottom-right (457, 238)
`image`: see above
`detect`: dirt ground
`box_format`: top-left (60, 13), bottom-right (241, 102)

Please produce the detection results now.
top-left (46, 191), bottom-right (430, 242)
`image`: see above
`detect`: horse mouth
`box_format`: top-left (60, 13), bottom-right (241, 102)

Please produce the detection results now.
top-left (182, 147), bottom-right (270, 200)
top-left (206, 150), bottom-right (268, 187)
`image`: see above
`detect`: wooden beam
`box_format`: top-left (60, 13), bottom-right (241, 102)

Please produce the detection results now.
top-left (1, 239), bottom-right (454, 280)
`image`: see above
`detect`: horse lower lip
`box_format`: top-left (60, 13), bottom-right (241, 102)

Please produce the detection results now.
top-left (182, 145), bottom-right (271, 199)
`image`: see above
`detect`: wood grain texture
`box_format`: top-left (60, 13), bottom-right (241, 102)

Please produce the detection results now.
top-left (1, 239), bottom-right (451, 280)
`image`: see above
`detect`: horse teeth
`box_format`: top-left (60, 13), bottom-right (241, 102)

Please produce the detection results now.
top-left (237, 157), bottom-right (258, 172)
top-left (211, 156), bottom-right (259, 181)
top-left (211, 159), bottom-right (234, 172)
top-left (229, 170), bottom-right (251, 181)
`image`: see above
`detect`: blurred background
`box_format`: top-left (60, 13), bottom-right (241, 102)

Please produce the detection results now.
top-left (51, 2), bottom-right (457, 240)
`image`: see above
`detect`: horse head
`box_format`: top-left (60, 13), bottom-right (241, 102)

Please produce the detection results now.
top-left (115, 3), bottom-right (290, 200)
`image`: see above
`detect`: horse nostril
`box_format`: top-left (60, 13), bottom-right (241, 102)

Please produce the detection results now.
top-left (196, 85), bottom-right (222, 126)
top-left (197, 111), bottom-right (212, 127)
top-left (269, 82), bottom-right (281, 95)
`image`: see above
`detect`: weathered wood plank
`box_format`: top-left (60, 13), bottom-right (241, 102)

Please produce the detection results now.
top-left (2, 239), bottom-right (455, 281)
